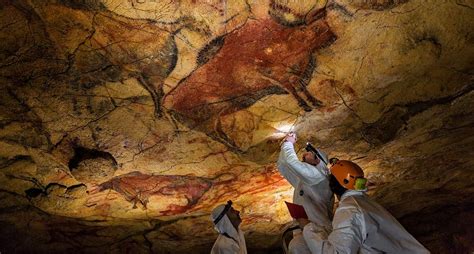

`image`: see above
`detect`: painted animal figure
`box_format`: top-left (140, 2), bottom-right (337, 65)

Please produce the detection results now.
top-left (98, 171), bottom-right (212, 213)
top-left (87, 11), bottom-right (179, 117)
top-left (164, 5), bottom-right (336, 150)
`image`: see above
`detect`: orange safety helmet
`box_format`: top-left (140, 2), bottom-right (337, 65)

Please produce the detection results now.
top-left (329, 160), bottom-right (366, 190)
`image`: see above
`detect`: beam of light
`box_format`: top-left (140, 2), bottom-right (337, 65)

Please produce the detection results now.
top-left (271, 122), bottom-right (298, 139)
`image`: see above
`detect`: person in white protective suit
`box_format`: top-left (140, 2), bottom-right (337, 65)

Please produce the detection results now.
top-left (210, 200), bottom-right (247, 254)
top-left (301, 159), bottom-right (430, 254)
top-left (277, 132), bottom-right (334, 254)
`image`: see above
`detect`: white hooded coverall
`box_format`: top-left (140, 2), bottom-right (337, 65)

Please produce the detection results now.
top-left (303, 190), bottom-right (430, 254)
top-left (210, 204), bottom-right (247, 254)
top-left (277, 141), bottom-right (334, 254)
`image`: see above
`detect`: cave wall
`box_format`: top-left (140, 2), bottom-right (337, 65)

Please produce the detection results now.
top-left (0, 0), bottom-right (473, 253)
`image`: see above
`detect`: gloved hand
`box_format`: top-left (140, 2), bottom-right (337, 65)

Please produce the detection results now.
top-left (284, 132), bottom-right (297, 144)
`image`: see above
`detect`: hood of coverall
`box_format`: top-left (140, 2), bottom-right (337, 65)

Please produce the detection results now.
top-left (211, 204), bottom-right (247, 254)
top-left (312, 148), bottom-right (329, 173)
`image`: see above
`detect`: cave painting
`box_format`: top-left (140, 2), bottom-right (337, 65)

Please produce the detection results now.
top-left (164, 6), bottom-right (336, 150)
top-left (97, 166), bottom-right (287, 215)
top-left (39, 4), bottom-right (186, 118)
top-left (98, 171), bottom-right (212, 213)
top-left (87, 11), bottom-right (179, 117)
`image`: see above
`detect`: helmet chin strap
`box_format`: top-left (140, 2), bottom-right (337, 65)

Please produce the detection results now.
top-left (329, 175), bottom-right (347, 197)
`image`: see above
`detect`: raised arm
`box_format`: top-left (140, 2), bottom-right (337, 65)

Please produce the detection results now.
top-left (277, 141), bottom-right (326, 185)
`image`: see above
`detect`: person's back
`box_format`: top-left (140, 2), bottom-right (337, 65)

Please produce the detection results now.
top-left (332, 190), bottom-right (430, 254)
top-left (302, 160), bottom-right (429, 254)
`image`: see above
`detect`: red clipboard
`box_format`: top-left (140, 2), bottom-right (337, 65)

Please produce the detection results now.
top-left (285, 201), bottom-right (308, 219)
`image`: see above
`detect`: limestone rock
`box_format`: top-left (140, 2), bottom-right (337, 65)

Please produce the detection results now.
top-left (0, 0), bottom-right (473, 253)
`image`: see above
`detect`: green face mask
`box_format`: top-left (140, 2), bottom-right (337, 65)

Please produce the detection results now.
top-left (355, 178), bottom-right (368, 190)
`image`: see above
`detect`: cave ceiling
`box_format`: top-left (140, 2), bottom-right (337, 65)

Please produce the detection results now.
top-left (0, 0), bottom-right (473, 253)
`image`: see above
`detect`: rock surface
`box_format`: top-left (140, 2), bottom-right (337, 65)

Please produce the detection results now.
top-left (0, 0), bottom-right (473, 253)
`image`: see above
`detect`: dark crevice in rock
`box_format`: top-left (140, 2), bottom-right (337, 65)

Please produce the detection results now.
top-left (403, 84), bottom-right (472, 116)
top-left (361, 106), bottom-right (406, 145)
top-left (0, 188), bottom-right (28, 204)
top-left (0, 155), bottom-right (33, 169)
top-left (6, 174), bottom-right (44, 189)
top-left (24, 182), bottom-right (67, 198)
top-left (68, 146), bottom-right (118, 170)
top-left (24, 187), bottom-right (43, 198)
top-left (362, 84), bottom-right (473, 145)
top-left (66, 183), bottom-right (87, 191)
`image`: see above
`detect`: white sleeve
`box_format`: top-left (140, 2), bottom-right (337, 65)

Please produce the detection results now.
top-left (277, 142), bottom-right (326, 185)
top-left (303, 207), bottom-right (363, 254)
